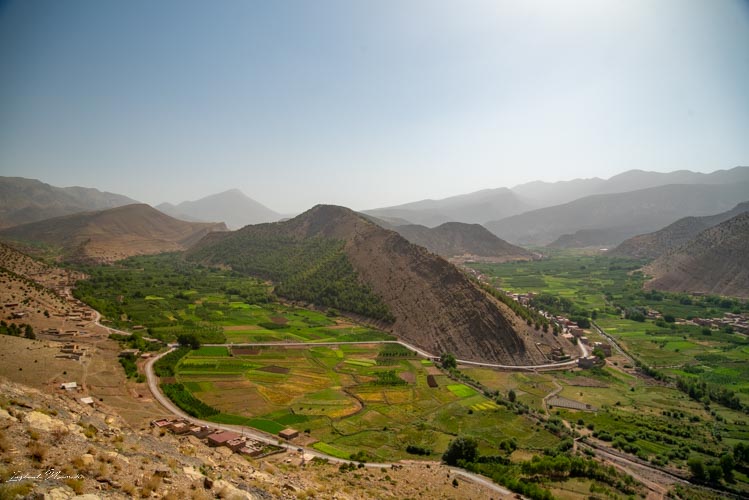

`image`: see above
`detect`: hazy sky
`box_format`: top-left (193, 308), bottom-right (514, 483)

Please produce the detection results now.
top-left (1, 0), bottom-right (748, 213)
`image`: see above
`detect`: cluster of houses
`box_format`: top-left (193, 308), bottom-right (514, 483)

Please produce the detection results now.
top-left (691, 312), bottom-right (749, 334)
top-left (58, 342), bottom-right (86, 360)
top-left (151, 418), bottom-right (287, 459)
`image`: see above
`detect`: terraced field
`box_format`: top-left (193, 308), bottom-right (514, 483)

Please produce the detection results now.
top-left (174, 344), bottom-right (557, 461)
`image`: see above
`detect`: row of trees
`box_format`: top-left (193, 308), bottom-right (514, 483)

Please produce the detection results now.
top-left (0, 320), bottom-right (34, 339)
top-left (160, 383), bottom-right (219, 418)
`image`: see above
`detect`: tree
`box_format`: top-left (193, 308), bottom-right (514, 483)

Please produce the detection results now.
top-left (720, 453), bottom-right (735, 481)
top-left (706, 464), bottom-right (723, 483)
top-left (24, 324), bottom-right (35, 340)
top-left (687, 457), bottom-right (706, 482)
top-left (440, 353), bottom-right (457, 370)
top-left (592, 348), bottom-right (606, 360)
top-left (177, 333), bottom-right (201, 350)
top-left (508, 389), bottom-right (517, 403)
top-left (442, 437), bottom-right (478, 466)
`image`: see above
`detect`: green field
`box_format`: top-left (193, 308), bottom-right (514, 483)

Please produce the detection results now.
top-left (468, 251), bottom-right (749, 494)
top-left (73, 253), bottom-right (393, 344)
top-left (172, 344), bottom-right (557, 462)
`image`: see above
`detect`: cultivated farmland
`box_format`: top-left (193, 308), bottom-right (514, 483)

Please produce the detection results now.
top-left (173, 344), bottom-right (557, 461)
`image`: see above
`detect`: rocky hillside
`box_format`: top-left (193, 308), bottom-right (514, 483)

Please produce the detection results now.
top-left (612, 201), bottom-right (749, 259)
top-left (189, 205), bottom-right (557, 364)
top-left (394, 222), bottom-right (535, 262)
top-left (0, 375), bottom-right (499, 500)
top-left (0, 204), bottom-right (227, 263)
top-left (0, 176), bottom-right (137, 229)
top-left (485, 182), bottom-right (749, 246)
top-left (546, 228), bottom-right (639, 249)
top-left (643, 212), bottom-right (749, 298)
top-left (157, 189), bottom-right (281, 229)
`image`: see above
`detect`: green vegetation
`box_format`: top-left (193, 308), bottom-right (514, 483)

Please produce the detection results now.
top-left (160, 383), bottom-right (219, 418)
top-left (153, 347), bottom-right (190, 377)
top-left (187, 233), bottom-right (394, 321)
top-left (0, 321), bottom-right (34, 339)
top-left (73, 253), bottom-right (393, 344)
top-left (468, 250), bottom-right (749, 496)
top-left (118, 353), bottom-right (138, 379)
top-left (168, 344), bottom-right (558, 462)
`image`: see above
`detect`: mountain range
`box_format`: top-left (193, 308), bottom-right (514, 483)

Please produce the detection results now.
top-left (484, 182), bottom-right (749, 246)
top-left (612, 202), bottom-right (749, 259)
top-left (363, 167), bottom-right (749, 233)
top-left (643, 212), bottom-right (749, 298)
top-left (0, 204), bottom-right (226, 263)
top-left (363, 187), bottom-right (530, 227)
top-left (392, 222), bottom-right (535, 262)
top-left (0, 176), bottom-right (138, 228)
top-left (187, 205), bottom-right (560, 364)
top-left (156, 189), bottom-right (281, 229)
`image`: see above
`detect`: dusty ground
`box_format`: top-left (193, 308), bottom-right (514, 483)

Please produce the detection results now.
top-left (0, 377), bottom-right (510, 499)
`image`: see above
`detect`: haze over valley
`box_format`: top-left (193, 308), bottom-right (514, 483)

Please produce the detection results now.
top-left (2, 1), bottom-right (749, 499)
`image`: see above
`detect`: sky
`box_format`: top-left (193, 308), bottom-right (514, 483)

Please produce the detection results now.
top-left (1, 0), bottom-right (748, 214)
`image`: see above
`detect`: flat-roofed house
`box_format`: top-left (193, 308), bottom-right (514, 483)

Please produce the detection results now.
top-left (279, 428), bottom-right (299, 440)
top-left (206, 430), bottom-right (241, 447)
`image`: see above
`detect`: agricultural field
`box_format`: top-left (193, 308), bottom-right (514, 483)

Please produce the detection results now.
top-left (468, 251), bottom-right (749, 494)
top-left (73, 253), bottom-right (392, 344)
top-left (172, 343), bottom-right (558, 462)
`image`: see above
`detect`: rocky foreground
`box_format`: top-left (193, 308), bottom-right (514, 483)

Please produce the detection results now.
top-left (0, 378), bottom-right (506, 499)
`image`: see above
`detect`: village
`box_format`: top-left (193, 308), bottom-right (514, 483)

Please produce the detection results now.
top-left (150, 417), bottom-right (295, 461)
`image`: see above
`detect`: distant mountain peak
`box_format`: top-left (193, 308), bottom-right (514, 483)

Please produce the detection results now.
top-left (157, 189), bottom-right (281, 230)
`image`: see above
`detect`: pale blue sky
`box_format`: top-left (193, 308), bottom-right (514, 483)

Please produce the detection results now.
top-left (1, 0), bottom-right (748, 213)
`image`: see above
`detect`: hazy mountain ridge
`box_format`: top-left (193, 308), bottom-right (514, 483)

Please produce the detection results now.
top-left (0, 176), bottom-right (138, 228)
top-left (0, 204), bottom-right (227, 263)
top-left (484, 182), bottom-right (749, 246)
top-left (643, 212), bottom-right (749, 298)
top-left (364, 167), bottom-right (749, 231)
top-left (394, 222), bottom-right (535, 261)
top-left (157, 189), bottom-right (281, 229)
top-left (189, 205), bottom-right (559, 364)
top-left (363, 187), bottom-right (530, 227)
top-left (612, 201), bottom-right (749, 259)
top-left (512, 166), bottom-right (749, 209)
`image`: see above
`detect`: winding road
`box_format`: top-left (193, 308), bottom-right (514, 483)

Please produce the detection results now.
top-left (143, 349), bottom-right (516, 497)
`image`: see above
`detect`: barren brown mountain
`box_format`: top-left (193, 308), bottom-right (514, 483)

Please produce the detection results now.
top-left (612, 201), bottom-right (749, 259)
top-left (189, 205), bottom-right (562, 365)
top-left (0, 176), bottom-right (137, 228)
top-left (644, 212), bottom-right (749, 298)
top-left (0, 204), bottom-right (226, 263)
top-left (394, 222), bottom-right (535, 262)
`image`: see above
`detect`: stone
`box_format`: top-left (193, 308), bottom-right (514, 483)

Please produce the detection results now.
top-left (183, 466), bottom-right (203, 481)
top-left (25, 411), bottom-right (68, 433)
top-left (43, 487), bottom-right (74, 500)
top-left (0, 408), bottom-right (17, 422)
top-left (80, 453), bottom-right (95, 467)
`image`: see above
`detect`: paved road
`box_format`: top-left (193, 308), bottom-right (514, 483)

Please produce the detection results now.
top-left (144, 349), bottom-right (515, 497)
top-left (591, 320), bottom-right (634, 364)
top-left (203, 339), bottom-right (586, 371)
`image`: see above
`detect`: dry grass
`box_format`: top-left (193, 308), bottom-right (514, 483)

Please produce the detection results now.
top-left (64, 478), bottom-right (85, 494)
top-left (140, 473), bottom-right (162, 497)
top-left (27, 441), bottom-right (47, 463)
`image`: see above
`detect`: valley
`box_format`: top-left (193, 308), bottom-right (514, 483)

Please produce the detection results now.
top-left (1, 173), bottom-right (748, 499)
